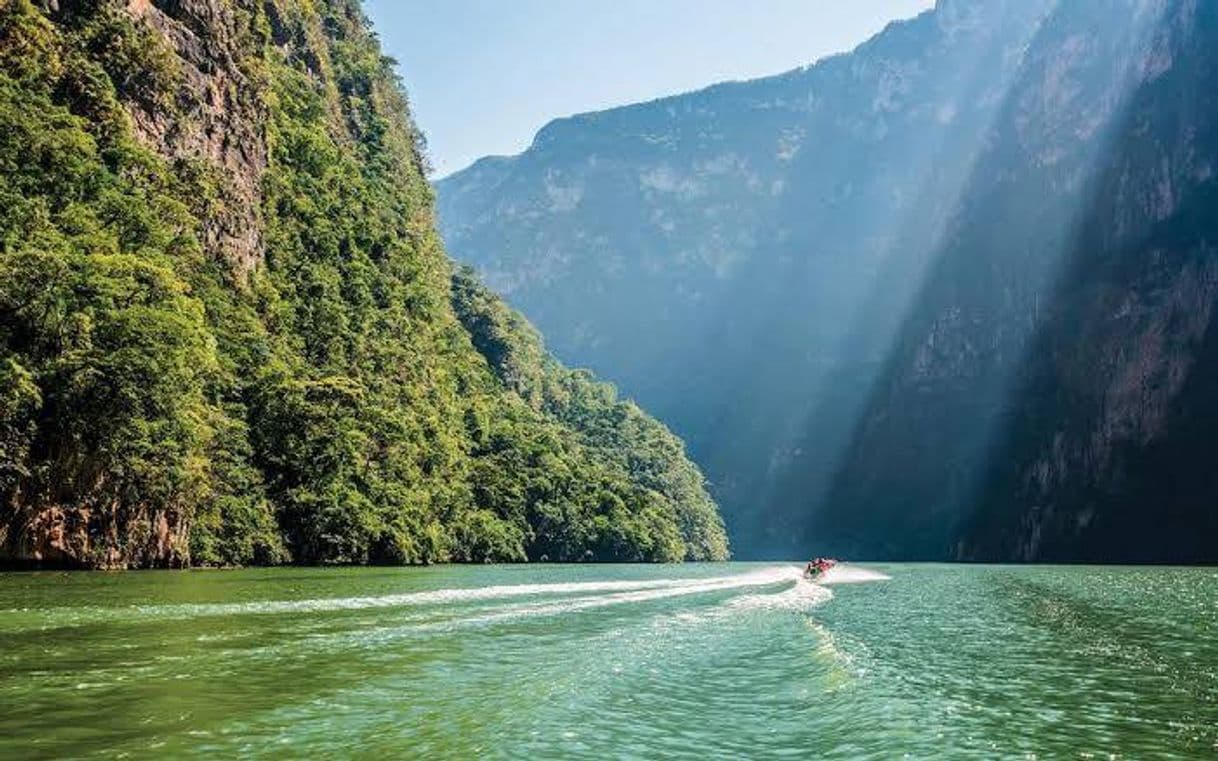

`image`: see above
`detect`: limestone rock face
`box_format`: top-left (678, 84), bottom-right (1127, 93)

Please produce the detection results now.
top-left (438, 0), bottom-right (1218, 561)
top-left (125, 0), bottom-right (268, 277)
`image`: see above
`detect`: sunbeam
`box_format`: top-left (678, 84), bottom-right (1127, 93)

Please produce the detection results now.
top-left (958, 0), bottom-right (1218, 561)
top-left (803, 0), bottom-right (1177, 559)
top-left (737, 0), bottom-right (1063, 557)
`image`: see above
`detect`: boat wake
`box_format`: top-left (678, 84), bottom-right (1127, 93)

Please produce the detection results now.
top-left (453, 567), bottom-right (809, 627)
top-left (9, 566), bottom-right (809, 631)
top-left (816, 564), bottom-right (891, 585)
top-left (8, 564), bottom-right (891, 635)
top-left (728, 576), bottom-right (832, 612)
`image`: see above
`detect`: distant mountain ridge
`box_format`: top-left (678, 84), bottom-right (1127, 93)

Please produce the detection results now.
top-left (438, 0), bottom-right (1218, 561)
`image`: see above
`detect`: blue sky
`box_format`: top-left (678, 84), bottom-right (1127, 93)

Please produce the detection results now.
top-left (362, 1), bottom-right (934, 177)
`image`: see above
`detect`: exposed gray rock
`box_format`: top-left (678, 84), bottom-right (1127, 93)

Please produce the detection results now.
top-left (439, 0), bottom-right (1218, 561)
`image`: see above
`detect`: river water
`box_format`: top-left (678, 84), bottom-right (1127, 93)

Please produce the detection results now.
top-left (0, 563), bottom-right (1214, 758)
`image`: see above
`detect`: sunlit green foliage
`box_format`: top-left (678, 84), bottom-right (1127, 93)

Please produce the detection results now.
top-left (0, 0), bottom-right (727, 566)
top-left (453, 268), bottom-right (728, 560)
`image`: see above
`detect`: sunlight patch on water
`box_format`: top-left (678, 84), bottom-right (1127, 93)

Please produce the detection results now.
top-left (806, 619), bottom-right (861, 691)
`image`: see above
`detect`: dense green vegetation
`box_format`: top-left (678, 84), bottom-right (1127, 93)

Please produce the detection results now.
top-left (0, 0), bottom-right (727, 567)
top-left (452, 267), bottom-right (728, 561)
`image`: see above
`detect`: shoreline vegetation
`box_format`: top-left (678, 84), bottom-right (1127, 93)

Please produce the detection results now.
top-left (7, 558), bottom-right (1218, 574)
top-left (0, 0), bottom-right (727, 569)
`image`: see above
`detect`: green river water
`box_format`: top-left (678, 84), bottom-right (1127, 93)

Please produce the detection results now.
top-left (0, 563), bottom-right (1215, 758)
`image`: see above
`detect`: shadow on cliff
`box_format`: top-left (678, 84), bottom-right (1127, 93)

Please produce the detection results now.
top-left (957, 0), bottom-right (1218, 561)
top-left (715, 1), bottom-right (1061, 558)
top-left (789, 0), bottom-right (1187, 560)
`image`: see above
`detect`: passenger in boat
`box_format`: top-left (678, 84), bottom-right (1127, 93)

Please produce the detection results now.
top-left (805, 557), bottom-right (836, 578)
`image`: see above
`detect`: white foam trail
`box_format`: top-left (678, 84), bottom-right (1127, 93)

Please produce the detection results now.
top-left (816, 564), bottom-right (891, 585)
top-left (309, 567), bottom-right (808, 648)
top-left (728, 577), bottom-right (833, 612)
top-left (12, 566), bottom-right (804, 630)
top-left (147, 568), bottom-right (797, 619)
top-left (137, 578), bottom-right (686, 619)
top-left (461, 567), bottom-right (803, 626)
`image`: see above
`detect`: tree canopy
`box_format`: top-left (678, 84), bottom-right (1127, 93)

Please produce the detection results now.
top-left (0, 0), bottom-right (727, 567)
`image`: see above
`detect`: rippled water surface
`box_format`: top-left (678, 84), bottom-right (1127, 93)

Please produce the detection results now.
top-left (1, 563), bottom-right (1215, 758)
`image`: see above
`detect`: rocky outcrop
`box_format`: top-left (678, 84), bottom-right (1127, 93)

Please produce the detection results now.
top-left (33, 0), bottom-right (267, 276)
top-left (0, 501), bottom-right (187, 569)
top-left (796, 0), bottom-right (1209, 559)
top-left (124, 0), bottom-right (268, 277)
top-left (946, 0), bottom-right (1218, 561)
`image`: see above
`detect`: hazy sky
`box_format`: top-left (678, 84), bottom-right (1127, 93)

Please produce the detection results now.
top-left (362, 1), bottom-right (934, 177)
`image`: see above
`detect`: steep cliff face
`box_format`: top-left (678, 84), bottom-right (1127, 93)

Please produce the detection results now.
top-left (438, 0), bottom-right (1058, 555)
top-left (0, 0), bottom-right (727, 567)
top-left (439, 0), bottom-right (1218, 561)
top-left (123, 0), bottom-right (267, 275)
top-left (799, 0), bottom-right (1218, 561)
top-left (951, 0), bottom-right (1218, 562)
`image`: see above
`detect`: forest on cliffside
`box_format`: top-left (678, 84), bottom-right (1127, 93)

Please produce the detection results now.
top-left (0, 0), bottom-right (727, 568)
